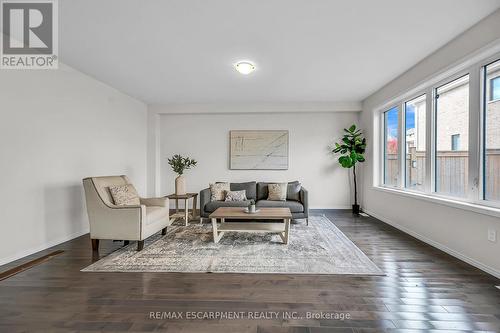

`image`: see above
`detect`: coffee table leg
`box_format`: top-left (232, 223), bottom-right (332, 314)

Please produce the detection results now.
top-left (212, 218), bottom-right (224, 243)
top-left (283, 218), bottom-right (290, 244)
top-left (184, 199), bottom-right (188, 226)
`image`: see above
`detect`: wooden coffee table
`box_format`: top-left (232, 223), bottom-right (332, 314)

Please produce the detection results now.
top-left (209, 207), bottom-right (292, 244)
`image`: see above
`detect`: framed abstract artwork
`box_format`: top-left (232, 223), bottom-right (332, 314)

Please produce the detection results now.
top-left (229, 130), bottom-right (289, 170)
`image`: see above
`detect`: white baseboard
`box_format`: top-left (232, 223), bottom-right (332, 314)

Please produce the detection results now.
top-left (0, 228), bottom-right (89, 266)
top-left (310, 206), bottom-right (352, 210)
top-left (364, 209), bottom-right (500, 279)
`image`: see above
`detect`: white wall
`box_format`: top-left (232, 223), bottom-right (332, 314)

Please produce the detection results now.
top-left (149, 109), bottom-right (360, 209)
top-left (0, 64), bottom-right (147, 265)
top-left (361, 10), bottom-right (500, 277)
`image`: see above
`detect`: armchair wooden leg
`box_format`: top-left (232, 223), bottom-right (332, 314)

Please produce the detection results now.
top-left (306, 218), bottom-right (309, 226)
top-left (124, 240), bottom-right (129, 246)
top-left (91, 239), bottom-right (99, 252)
top-left (137, 240), bottom-right (144, 251)
top-left (162, 227), bottom-right (167, 235)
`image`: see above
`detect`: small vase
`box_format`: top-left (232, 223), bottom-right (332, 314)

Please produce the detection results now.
top-left (175, 175), bottom-right (186, 195)
top-left (249, 204), bottom-right (256, 213)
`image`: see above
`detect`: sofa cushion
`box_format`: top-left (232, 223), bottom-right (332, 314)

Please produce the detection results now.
top-left (204, 200), bottom-right (251, 213)
top-left (210, 182), bottom-right (230, 201)
top-left (225, 190), bottom-right (247, 202)
top-left (256, 182), bottom-right (270, 201)
top-left (230, 182), bottom-right (256, 200)
top-left (257, 181), bottom-right (301, 201)
top-left (287, 181), bottom-right (302, 201)
top-left (108, 184), bottom-right (140, 206)
top-left (268, 183), bottom-right (288, 201)
top-left (256, 200), bottom-right (304, 213)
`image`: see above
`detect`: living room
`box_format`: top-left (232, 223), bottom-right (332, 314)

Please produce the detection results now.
top-left (1, 1), bottom-right (500, 332)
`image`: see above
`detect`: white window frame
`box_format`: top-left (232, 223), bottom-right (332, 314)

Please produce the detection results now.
top-left (381, 106), bottom-right (401, 188)
top-left (479, 55), bottom-right (500, 209)
top-left (432, 71), bottom-right (474, 202)
top-left (373, 42), bottom-right (500, 216)
top-left (403, 93), bottom-right (429, 192)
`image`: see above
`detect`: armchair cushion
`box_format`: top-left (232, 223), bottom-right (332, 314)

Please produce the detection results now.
top-left (109, 184), bottom-right (140, 206)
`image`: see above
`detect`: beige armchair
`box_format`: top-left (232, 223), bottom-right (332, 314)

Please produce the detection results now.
top-left (83, 175), bottom-right (170, 251)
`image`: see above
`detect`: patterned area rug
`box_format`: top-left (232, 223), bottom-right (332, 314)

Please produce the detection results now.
top-left (82, 215), bottom-right (383, 275)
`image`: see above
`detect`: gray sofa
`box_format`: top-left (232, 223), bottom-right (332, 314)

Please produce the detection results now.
top-left (200, 181), bottom-right (309, 224)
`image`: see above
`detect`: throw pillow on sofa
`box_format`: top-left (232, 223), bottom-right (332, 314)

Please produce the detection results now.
top-left (287, 181), bottom-right (302, 201)
top-left (224, 190), bottom-right (247, 202)
top-left (109, 184), bottom-right (140, 206)
top-left (210, 182), bottom-right (230, 201)
top-left (268, 183), bottom-right (288, 201)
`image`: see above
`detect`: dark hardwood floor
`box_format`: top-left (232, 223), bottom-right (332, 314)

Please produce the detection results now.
top-left (0, 210), bottom-right (499, 333)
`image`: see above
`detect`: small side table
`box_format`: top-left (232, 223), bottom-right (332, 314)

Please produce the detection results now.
top-left (166, 193), bottom-right (198, 226)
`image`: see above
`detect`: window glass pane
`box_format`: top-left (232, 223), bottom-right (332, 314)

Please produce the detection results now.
top-left (405, 95), bottom-right (426, 191)
top-left (491, 77), bottom-right (500, 101)
top-left (485, 60), bottom-right (500, 201)
top-left (384, 107), bottom-right (399, 186)
top-left (435, 75), bottom-right (469, 198)
top-left (451, 134), bottom-right (460, 151)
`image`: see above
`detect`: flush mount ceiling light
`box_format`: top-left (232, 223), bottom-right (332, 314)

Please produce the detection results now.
top-left (234, 61), bottom-right (256, 75)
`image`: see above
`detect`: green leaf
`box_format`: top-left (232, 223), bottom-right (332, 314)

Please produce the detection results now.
top-left (348, 124), bottom-right (356, 132)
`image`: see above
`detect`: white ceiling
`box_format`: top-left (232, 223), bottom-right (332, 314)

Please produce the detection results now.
top-left (59, 0), bottom-right (500, 105)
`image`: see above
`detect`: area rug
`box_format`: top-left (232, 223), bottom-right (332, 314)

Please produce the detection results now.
top-left (81, 215), bottom-right (383, 275)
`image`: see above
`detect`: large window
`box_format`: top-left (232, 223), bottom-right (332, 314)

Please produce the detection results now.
top-left (378, 50), bottom-right (500, 211)
top-left (405, 95), bottom-right (426, 191)
top-left (435, 75), bottom-right (469, 198)
top-left (384, 107), bottom-right (399, 186)
top-left (484, 59), bottom-right (500, 202)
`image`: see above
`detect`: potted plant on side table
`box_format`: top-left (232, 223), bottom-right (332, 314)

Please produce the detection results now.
top-left (168, 154), bottom-right (197, 195)
top-left (331, 124), bottom-right (366, 215)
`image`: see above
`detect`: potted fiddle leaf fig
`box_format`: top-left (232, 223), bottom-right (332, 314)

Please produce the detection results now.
top-left (331, 124), bottom-right (366, 215)
top-left (168, 154), bottom-right (197, 195)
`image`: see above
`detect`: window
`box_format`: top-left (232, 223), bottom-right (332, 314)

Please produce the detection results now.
top-left (377, 49), bottom-right (500, 212)
top-left (435, 75), bottom-right (469, 198)
top-left (384, 107), bottom-right (399, 186)
top-left (484, 59), bottom-right (500, 202)
top-left (405, 95), bottom-right (426, 191)
top-left (490, 76), bottom-right (500, 101)
top-left (451, 134), bottom-right (460, 151)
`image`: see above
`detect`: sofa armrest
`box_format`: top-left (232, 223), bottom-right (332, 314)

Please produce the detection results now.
top-left (200, 188), bottom-right (211, 217)
top-left (140, 197), bottom-right (168, 207)
top-left (300, 187), bottom-right (309, 215)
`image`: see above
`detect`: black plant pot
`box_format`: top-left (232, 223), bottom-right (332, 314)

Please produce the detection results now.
top-left (352, 204), bottom-right (360, 215)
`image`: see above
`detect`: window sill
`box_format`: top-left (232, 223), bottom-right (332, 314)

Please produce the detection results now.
top-left (372, 186), bottom-right (500, 219)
